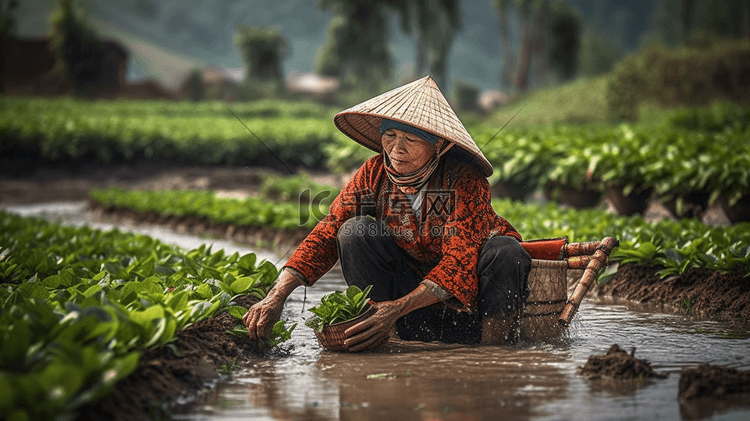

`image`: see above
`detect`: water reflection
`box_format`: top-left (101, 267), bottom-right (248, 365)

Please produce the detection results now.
top-left (318, 346), bottom-right (569, 421)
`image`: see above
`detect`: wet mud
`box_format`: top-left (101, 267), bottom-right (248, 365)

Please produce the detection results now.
top-left (0, 162), bottom-right (342, 206)
top-left (679, 363), bottom-right (750, 400)
top-left (678, 364), bottom-right (750, 420)
top-left (596, 263), bottom-right (750, 323)
top-left (578, 344), bottom-right (666, 381)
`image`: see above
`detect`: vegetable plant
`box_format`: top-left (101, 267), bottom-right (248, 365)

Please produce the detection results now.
top-left (305, 285), bottom-right (373, 332)
top-left (0, 210), bottom-right (280, 421)
top-left (90, 187), bottom-right (323, 230)
top-left (226, 319), bottom-right (297, 354)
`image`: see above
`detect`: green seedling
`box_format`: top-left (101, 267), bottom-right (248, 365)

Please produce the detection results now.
top-left (679, 295), bottom-right (696, 315)
top-left (0, 211), bottom-right (278, 421)
top-left (220, 359), bottom-right (240, 375)
top-left (305, 285), bottom-right (373, 332)
top-left (226, 320), bottom-right (296, 352)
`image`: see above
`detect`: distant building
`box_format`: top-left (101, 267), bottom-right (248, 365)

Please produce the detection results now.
top-left (477, 90), bottom-right (511, 114)
top-left (177, 66), bottom-right (244, 101)
top-left (1, 36), bottom-right (128, 97)
top-left (118, 78), bottom-right (177, 100)
top-left (285, 72), bottom-right (340, 102)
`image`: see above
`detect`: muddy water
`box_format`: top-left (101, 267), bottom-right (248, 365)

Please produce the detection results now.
top-left (173, 276), bottom-right (750, 421)
top-left (5, 202), bottom-right (750, 421)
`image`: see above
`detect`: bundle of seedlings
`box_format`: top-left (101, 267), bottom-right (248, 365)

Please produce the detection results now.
top-left (305, 285), bottom-right (378, 352)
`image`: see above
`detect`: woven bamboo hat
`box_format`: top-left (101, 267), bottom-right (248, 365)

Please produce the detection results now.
top-left (333, 75), bottom-right (494, 177)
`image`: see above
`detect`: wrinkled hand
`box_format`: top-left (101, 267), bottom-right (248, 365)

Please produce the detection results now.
top-left (242, 294), bottom-right (285, 343)
top-left (343, 301), bottom-right (403, 352)
top-left (243, 268), bottom-right (301, 343)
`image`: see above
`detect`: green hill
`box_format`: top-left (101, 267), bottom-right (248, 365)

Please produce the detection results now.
top-left (483, 76), bottom-right (611, 128)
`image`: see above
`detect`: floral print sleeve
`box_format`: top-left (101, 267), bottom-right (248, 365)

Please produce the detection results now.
top-left (423, 167), bottom-right (521, 309)
top-left (283, 155), bottom-right (381, 285)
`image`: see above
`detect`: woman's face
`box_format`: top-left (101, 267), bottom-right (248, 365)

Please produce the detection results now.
top-left (381, 128), bottom-right (437, 174)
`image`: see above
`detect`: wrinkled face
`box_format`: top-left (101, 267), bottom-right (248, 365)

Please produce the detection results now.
top-left (381, 128), bottom-right (437, 174)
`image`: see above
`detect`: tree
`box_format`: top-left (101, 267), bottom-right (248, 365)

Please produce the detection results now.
top-left (492, 0), bottom-right (560, 92)
top-left (492, 0), bottom-right (515, 90)
top-left (0, 0), bottom-right (18, 37)
top-left (532, 0), bottom-right (550, 86)
top-left (579, 29), bottom-right (623, 77)
top-left (0, 0), bottom-right (19, 93)
top-left (512, 0), bottom-right (534, 92)
top-left (650, 0), bottom-right (750, 47)
top-left (48, 0), bottom-right (105, 96)
top-left (234, 25), bottom-right (288, 84)
top-left (316, 0), bottom-right (410, 94)
top-left (410, 0), bottom-right (461, 89)
top-left (547, 0), bottom-right (581, 82)
top-left (186, 68), bottom-right (202, 101)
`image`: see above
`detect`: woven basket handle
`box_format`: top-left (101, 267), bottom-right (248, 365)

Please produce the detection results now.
top-left (563, 241), bottom-right (601, 257)
top-left (559, 237), bottom-right (619, 326)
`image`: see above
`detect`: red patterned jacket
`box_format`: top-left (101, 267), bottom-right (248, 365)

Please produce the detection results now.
top-left (284, 154), bottom-right (522, 310)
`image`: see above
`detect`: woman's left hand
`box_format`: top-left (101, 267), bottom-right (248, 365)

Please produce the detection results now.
top-left (343, 301), bottom-right (402, 352)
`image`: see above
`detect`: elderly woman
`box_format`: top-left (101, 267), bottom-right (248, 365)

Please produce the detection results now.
top-left (243, 76), bottom-right (531, 351)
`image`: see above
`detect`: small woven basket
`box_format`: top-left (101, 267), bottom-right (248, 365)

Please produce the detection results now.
top-left (521, 259), bottom-right (568, 341)
top-left (313, 305), bottom-right (380, 352)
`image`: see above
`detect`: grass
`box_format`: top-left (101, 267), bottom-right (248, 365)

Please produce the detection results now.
top-left (219, 359), bottom-right (240, 375)
top-left (482, 76), bottom-right (611, 128)
top-left (478, 75), bottom-right (675, 128)
top-left (679, 295), bottom-right (697, 315)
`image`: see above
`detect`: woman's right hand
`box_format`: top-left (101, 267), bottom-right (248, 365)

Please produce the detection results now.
top-left (242, 293), bottom-right (285, 342)
top-left (242, 268), bottom-right (301, 342)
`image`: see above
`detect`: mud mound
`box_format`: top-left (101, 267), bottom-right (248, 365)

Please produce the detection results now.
top-left (679, 363), bottom-right (750, 400)
top-left (75, 296), bottom-right (261, 421)
top-left (596, 263), bottom-right (750, 323)
top-left (579, 344), bottom-right (666, 380)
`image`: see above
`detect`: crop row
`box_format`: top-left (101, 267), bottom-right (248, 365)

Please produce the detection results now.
top-left (0, 211), bottom-right (279, 420)
top-left (478, 103), bottom-right (750, 216)
top-left (4, 97), bottom-right (337, 121)
top-left (89, 187), bottom-right (322, 230)
top-left (1, 97), bottom-right (346, 169)
top-left (493, 198), bottom-right (750, 279)
top-left (88, 186), bottom-right (750, 279)
top-left (3, 97), bottom-right (748, 218)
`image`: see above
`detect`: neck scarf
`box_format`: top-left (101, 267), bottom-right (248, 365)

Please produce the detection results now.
top-left (384, 139), bottom-right (454, 195)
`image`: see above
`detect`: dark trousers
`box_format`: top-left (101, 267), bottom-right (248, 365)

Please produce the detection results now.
top-left (336, 216), bottom-right (531, 344)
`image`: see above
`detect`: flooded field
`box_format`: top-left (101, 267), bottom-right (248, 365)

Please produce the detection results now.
top-left (5, 202), bottom-right (750, 421)
top-left (170, 275), bottom-right (750, 421)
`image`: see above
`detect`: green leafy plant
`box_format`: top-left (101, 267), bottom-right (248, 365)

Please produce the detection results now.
top-left (259, 173), bottom-right (341, 204)
top-left (89, 187), bottom-right (323, 230)
top-left (0, 211), bottom-right (277, 421)
top-left (0, 96), bottom-right (343, 169)
top-left (305, 285), bottom-right (373, 332)
top-left (266, 320), bottom-right (297, 349)
top-left (219, 358), bottom-right (240, 375)
top-left (491, 198), bottom-right (750, 280)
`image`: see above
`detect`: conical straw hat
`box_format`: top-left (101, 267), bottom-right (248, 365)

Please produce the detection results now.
top-left (333, 75), bottom-right (493, 177)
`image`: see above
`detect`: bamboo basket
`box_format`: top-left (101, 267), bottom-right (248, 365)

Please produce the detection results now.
top-left (521, 259), bottom-right (568, 341)
top-left (313, 305), bottom-right (379, 352)
top-left (519, 236), bottom-right (619, 341)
